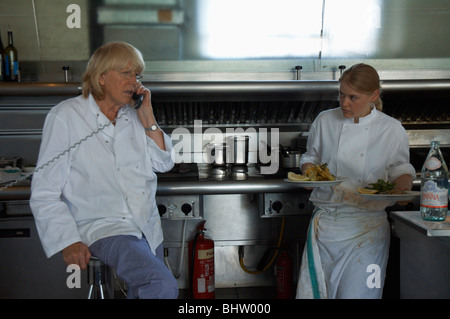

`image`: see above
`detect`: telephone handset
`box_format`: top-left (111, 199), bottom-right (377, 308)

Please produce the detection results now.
top-left (132, 92), bottom-right (143, 110)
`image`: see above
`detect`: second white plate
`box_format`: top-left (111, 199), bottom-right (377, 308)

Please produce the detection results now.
top-left (358, 191), bottom-right (421, 201)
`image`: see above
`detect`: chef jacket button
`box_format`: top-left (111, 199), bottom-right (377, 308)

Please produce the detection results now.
top-left (360, 153), bottom-right (364, 157)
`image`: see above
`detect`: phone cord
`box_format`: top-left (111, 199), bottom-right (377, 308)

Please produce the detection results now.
top-left (0, 113), bottom-right (124, 191)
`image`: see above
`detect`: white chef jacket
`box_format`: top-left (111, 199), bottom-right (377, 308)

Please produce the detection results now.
top-left (297, 107), bottom-right (416, 299)
top-left (300, 107), bottom-right (416, 211)
top-left (30, 94), bottom-right (174, 258)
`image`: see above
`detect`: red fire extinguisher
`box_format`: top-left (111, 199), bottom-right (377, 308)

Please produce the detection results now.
top-left (189, 221), bottom-right (215, 299)
top-left (276, 250), bottom-right (293, 299)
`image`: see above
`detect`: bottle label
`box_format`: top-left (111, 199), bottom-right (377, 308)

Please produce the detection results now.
top-left (424, 157), bottom-right (441, 170)
top-left (421, 180), bottom-right (448, 209)
top-left (13, 61), bottom-right (18, 75)
top-left (4, 55), bottom-right (10, 75)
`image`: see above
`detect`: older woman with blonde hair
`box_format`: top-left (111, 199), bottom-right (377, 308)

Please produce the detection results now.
top-left (296, 63), bottom-right (415, 299)
top-left (30, 41), bottom-right (178, 298)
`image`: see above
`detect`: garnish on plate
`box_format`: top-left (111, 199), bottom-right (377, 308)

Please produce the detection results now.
top-left (357, 179), bottom-right (406, 194)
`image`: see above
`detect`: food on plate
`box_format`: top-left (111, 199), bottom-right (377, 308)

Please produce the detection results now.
top-left (357, 179), bottom-right (406, 194)
top-left (287, 163), bottom-right (336, 181)
top-left (357, 187), bottom-right (379, 194)
top-left (305, 163), bottom-right (336, 181)
top-left (287, 172), bottom-right (310, 181)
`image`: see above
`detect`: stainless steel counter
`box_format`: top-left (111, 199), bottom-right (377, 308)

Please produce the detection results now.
top-left (1, 163), bottom-right (308, 200)
top-left (390, 211), bottom-right (450, 237)
top-left (390, 211), bottom-right (450, 298)
top-left (0, 177), bottom-right (306, 200)
top-left (157, 164), bottom-right (306, 195)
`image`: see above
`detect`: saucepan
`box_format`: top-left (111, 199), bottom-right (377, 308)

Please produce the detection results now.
top-left (228, 136), bottom-right (250, 166)
top-left (279, 145), bottom-right (301, 168)
top-left (282, 151), bottom-right (301, 168)
top-left (204, 136), bottom-right (250, 166)
top-left (204, 142), bottom-right (228, 166)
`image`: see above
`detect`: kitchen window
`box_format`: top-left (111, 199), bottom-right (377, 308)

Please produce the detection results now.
top-left (197, 0), bottom-right (381, 59)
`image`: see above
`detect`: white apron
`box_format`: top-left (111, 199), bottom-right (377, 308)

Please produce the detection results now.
top-left (296, 119), bottom-right (392, 299)
top-left (296, 208), bottom-right (390, 299)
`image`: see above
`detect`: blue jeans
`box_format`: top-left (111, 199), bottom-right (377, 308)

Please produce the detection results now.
top-left (89, 235), bottom-right (179, 299)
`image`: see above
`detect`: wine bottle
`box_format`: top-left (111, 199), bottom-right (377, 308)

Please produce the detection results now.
top-left (4, 29), bottom-right (19, 81)
top-left (0, 28), bottom-right (5, 81)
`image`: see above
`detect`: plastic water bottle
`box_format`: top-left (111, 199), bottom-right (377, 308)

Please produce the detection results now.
top-left (420, 141), bottom-right (449, 221)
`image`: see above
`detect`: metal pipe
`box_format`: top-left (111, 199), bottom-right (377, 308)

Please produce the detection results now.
top-left (0, 178), bottom-right (308, 200)
top-left (1, 80), bottom-right (449, 96)
top-left (156, 179), bottom-right (308, 196)
top-left (62, 66), bottom-right (70, 83)
top-left (0, 82), bottom-right (82, 96)
top-left (295, 66), bottom-right (303, 80)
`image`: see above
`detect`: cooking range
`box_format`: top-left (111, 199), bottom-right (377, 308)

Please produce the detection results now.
top-left (155, 162), bottom-right (309, 220)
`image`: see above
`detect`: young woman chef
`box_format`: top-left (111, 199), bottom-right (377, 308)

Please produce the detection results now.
top-left (296, 63), bottom-right (416, 299)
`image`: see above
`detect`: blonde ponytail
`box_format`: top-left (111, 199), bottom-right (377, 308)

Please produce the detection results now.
top-left (373, 97), bottom-right (383, 111)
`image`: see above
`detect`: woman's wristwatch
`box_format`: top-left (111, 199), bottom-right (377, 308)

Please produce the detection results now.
top-left (144, 124), bottom-right (158, 131)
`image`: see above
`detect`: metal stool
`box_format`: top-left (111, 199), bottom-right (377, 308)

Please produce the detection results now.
top-left (87, 256), bottom-right (113, 299)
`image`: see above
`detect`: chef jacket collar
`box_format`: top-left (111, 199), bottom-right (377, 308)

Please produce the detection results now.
top-left (343, 106), bottom-right (377, 125)
top-left (88, 94), bottom-right (131, 127)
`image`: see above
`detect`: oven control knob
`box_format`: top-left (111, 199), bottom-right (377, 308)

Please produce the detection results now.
top-left (157, 204), bottom-right (167, 216)
top-left (181, 203), bottom-right (192, 216)
top-left (271, 200), bottom-right (283, 213)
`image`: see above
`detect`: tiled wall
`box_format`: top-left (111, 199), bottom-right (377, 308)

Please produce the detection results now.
top-left (0, 0), bottom-right (181, 81)
top-left (0, 0), bottom-right (90, 62)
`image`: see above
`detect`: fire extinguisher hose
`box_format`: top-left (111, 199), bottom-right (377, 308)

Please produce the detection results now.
top-left (189, 230), bottom-right (201, 298)
top-left (239, 216), bottom-right (286, 275)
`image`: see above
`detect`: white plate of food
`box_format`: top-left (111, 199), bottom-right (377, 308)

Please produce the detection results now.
top-left (358, 191), bottom-right (421, 201)
top-left (283, 179), bottom-right (346, 187)
top-left (284, 165), bottom-right (343, 187)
